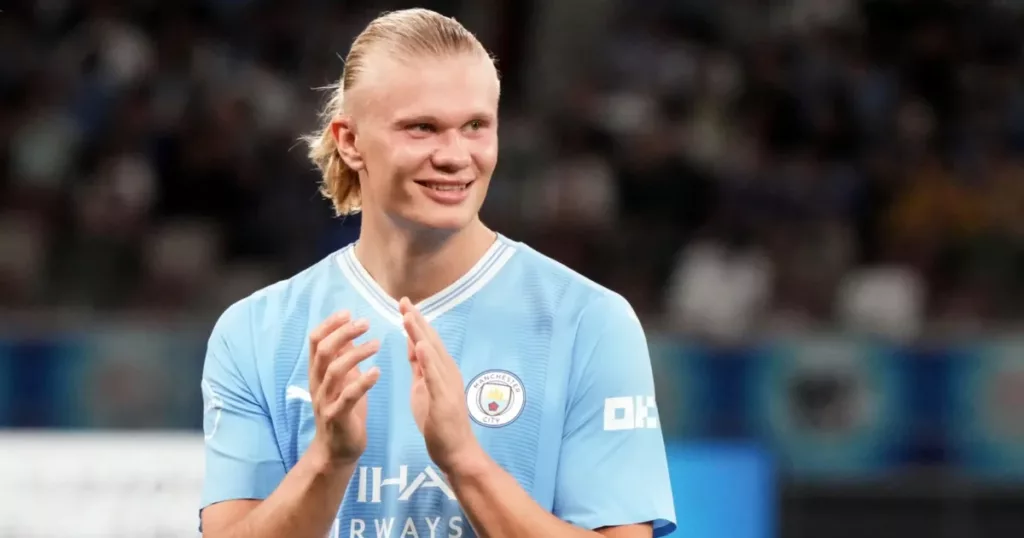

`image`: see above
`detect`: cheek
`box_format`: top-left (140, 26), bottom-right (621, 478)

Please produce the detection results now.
top-left (385, 137), bottom-right (432, 173)
top-left (365, 142), bottom-right (413, 184)
top-left (474, 140), bottom-right (499, 172)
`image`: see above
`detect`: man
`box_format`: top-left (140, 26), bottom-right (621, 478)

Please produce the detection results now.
top-left (199, 8), bottom-right (676, 538)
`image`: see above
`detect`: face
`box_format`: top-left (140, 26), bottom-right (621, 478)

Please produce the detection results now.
top-left (334, 51), bottom-right (500, 231)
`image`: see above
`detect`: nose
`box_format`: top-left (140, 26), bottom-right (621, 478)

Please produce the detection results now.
top-left (431, 131), bottom-right (472, 174)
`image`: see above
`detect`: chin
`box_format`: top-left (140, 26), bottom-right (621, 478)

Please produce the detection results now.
top-left (406, 206), bottom-right (478, 232)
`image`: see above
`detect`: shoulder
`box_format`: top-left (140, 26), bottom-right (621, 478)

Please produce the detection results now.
top-left (209, 253), bottom-right (340, 352)
top-left (202, 254), bottom-right (342, 419)
top-left (501, 235), bottom-right (639, 331)
top-left (504, 239), bottom-right (649, 403)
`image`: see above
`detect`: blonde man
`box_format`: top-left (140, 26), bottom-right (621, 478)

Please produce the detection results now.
top-left (199, 9), bottom-right (676, 538)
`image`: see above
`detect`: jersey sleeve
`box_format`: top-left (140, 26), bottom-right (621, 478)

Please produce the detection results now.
top-left (199, 300), bottom-right (286, 516)
top-left (553, 293), bottom-right (677, 536)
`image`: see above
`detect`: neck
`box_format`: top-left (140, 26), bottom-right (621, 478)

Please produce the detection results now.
top-left (353, 213), bottom-right (497, 305)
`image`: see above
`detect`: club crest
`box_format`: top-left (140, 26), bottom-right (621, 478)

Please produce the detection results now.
top-left (466, 370), bottom-right (525, 427)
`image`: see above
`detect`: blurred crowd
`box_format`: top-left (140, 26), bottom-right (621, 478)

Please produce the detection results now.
top-left (2, 0), bottom-right (1024, 341)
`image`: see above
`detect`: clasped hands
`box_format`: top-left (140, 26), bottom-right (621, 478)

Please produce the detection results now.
top-left (306, 298), bottom-right (485, 478)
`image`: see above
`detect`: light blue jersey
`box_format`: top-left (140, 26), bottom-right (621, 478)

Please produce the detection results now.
top-left (200, 234), bottom-right (677, 537)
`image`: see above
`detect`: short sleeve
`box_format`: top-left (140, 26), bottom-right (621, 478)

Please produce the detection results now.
top-left (553, 294), bottom-right (677, 536)
top-left (199, 301), bottom-right (286, 518)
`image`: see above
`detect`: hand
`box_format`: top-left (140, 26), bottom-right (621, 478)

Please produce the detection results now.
top-left (400, 298), bottom-right (485, 476)
top-left (307, 311), bottom-right (381, 468)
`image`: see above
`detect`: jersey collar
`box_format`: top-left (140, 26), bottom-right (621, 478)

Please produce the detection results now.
top-left (336, 234), bottom-right (516, 326)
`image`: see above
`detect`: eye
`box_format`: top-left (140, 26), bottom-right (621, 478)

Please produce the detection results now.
top-left (465, 119), bottom-right (489, 132)
top-left (409, 123), bottom-right (436, 133)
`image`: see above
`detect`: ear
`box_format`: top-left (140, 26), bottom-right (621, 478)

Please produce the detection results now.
top-left (330, 116), bottom-right (364, 171)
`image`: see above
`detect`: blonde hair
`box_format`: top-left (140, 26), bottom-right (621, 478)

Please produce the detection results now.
top-left (304, 9), bottom-right (488, 216)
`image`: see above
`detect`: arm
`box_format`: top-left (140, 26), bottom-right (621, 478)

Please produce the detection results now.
top-left (549, 294), bottom-right (676, 536)
top-left (200, 306), bottom-right (377, 538)
top-left (445, 451), bottom-right (653, 538)
top-left (202, 444), bottom-right (354, 538)
top-left (400, 297), bottom-right (672, 538)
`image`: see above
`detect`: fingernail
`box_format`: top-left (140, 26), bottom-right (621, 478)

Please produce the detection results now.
top-left (353, 318), bottom-right (369, 329)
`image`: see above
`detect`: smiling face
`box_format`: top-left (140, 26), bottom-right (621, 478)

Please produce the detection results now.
top-left (334, 51), bottom-right (500, 232)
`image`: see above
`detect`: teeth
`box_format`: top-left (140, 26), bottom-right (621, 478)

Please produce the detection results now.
top-left (428, 184), bottom-right (467, 191)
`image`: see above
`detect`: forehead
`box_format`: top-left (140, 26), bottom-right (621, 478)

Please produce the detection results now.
top-left (357, 53), bottom-right (500, 122)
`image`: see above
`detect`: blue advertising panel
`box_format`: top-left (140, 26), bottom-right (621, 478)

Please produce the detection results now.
top-left (745, 337), bottom-right (907, 477)
top-left (665, 442), bottom-right (774, 538)
top-left (2, 327), bottom-right (1023, 485)
top-left (648, 338), bottom-right (708, 438)
top-left (47, 327), bottom-right (206, 429)
top-left (0, 338), bottom-right (64, 427)
top-left (900, 349), bottom-right (951, 467)
top-left (0, 341), bottom-right (12, 425)
top-left (948, 339), bottom-right (1024, 479)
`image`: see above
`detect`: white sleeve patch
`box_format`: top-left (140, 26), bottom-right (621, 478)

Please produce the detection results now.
top-left (603, 396), bottom-right (660, 431)
top-left (201, 379), bottom-right (224, 441)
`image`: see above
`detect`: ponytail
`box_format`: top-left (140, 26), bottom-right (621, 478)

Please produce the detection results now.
top-left (304, 88), bottom-right (361, 215)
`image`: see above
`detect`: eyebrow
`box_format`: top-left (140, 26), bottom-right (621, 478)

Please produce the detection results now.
top-left (393, 112), bottom-right (496, 127)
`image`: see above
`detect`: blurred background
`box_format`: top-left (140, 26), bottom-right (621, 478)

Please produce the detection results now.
top-left (1, 0), bottom-right (1024, 536)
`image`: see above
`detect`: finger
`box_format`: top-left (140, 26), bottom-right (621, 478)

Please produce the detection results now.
top-left (309, 311), bottom-right (351, 350)
top-left (407, 335), bottom-right (423, 378)
top-left (401, 313), bottom-right (428, 378)
top-left (398, 297), bottom-right (415, 316)
top-left (312, 318), bottom-right (370, 384)
top-left (318, 339), bottom-right (379, 403)
top-left (399, 297), bottom-right (436, 344)
top-left (415, 340), bottom-right (445, 397)
top-left (308, 311), bottom-right (351, 384)
top-left (402, 310), bottom-right (429, 346)
top-left (320, 338), bottom-right (379, 400)
top-left (401, 305), bottom-right (435, 349)
top-left (324, 366), bottom-right (381, 419)
top-left (399, 297), bottom-right (417, 339)
top-left (406, 302), bottom-right (446, 353)
top-left (404, 307), bottom-right (454, 380)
